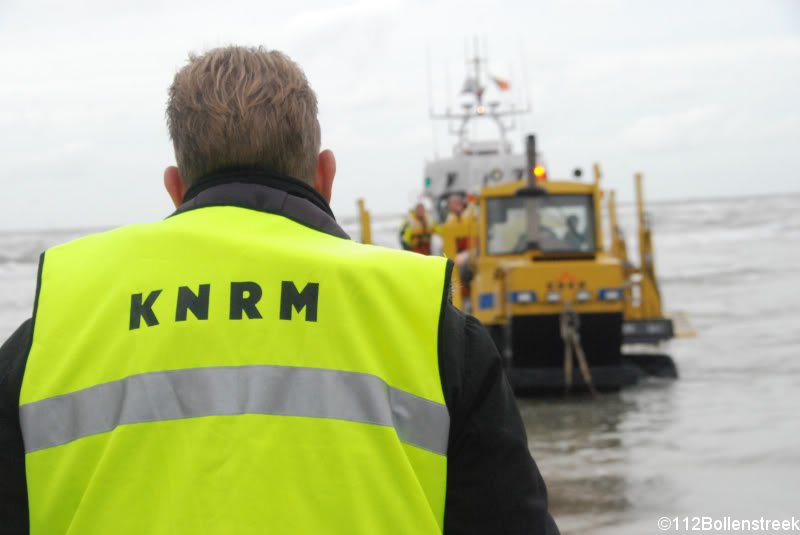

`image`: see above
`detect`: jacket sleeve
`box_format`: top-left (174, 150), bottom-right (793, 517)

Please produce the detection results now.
top-left (0, 319), bottom-right (31, 534)
top-left (440, 304), bottom-right (559, 535)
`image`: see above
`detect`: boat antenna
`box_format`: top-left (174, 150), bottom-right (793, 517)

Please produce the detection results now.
top-left (444, 56), bottom-right (452, 129)
top-left (470, 35), bottom-right (483, 107)
top-left (483, 34), bottom-right (489, 78)
top-left (426, 45), bottom-right (439, 159)
top-left (466, 36), bottom-right (483, 142)
top-left (521, 44), bottom-right (532, 116)
top-left (429, 38), bottom-right (529, 154)
top-left (506, 59), bottom-right (517, 136)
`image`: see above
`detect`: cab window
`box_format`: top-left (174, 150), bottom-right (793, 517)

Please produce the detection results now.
top-left (486, 194), bottom-right (595, 255)
top-left (538, 194), bottom-right (595, 253)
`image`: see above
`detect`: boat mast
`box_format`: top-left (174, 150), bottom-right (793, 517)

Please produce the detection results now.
top-left (429, 40), bottom-right (528, 156)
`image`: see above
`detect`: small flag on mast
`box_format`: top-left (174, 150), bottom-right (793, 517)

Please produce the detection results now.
top-left (491, 76), bottom-right (510, 91)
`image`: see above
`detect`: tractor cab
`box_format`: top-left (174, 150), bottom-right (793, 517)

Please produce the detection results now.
top-left (358, 133), bottom-right (683, 394)
top-left (437, 135), bottom-right (679, 393)
top-left (485, 184), bottom-right (597, 258)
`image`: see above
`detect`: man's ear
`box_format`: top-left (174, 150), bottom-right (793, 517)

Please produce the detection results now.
top-left (313, 149), bottom-right (336, 203)
top-left (164, 166), bottom-right (187, 208)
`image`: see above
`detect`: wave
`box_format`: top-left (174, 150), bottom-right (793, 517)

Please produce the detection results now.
top-left (660, 266), bottom-right (767, 285)
top-left (0, 228), bottom-right (103, 265)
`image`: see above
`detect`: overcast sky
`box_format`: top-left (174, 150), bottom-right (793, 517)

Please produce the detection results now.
top-left (1, 0), bottom-right (798, 230)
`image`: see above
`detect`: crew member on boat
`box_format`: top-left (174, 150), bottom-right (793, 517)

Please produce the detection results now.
top-left (444, 193), bottom-right (466, 224)
top-left (400, 201), bottom-right (435, 255)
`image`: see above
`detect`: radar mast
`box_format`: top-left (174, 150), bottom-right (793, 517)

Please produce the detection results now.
top-left (429, 40), bottom-right (529, 156)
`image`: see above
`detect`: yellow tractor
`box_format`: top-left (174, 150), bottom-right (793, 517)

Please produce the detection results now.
top-left (437, 135), bottom-right (678, 393)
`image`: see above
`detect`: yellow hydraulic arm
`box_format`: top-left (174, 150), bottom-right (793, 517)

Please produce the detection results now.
top-left (592, 163), bottom-right (605, 252)
top-left (635, 173), bottom-right (663, 319)
top-left (357, 198), bottom-right (372, 245)
top-left (608, 190), bottom-right (628, 263)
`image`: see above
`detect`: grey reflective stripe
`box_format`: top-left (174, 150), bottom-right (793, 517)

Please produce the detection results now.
top-left (19, 365), bottom-right (449, 456)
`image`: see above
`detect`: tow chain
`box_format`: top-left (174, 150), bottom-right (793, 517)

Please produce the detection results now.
top-left (560, 305), bottom-right (598, 397)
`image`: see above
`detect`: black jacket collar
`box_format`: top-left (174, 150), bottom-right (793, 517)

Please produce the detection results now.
top-left (172, 167), bottom-right (349, 240)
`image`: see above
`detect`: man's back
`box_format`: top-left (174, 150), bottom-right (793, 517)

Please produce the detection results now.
top-left (21, 198), bottom-right (451, 533)
top-left (0, 46), bottom-right (558, 534)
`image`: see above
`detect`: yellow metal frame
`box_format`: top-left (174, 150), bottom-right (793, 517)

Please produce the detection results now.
top-left (630, 173), bottom-right (664, 319)
top-left (357, 166), bottom-right (671, 330)
top-left (356, 198), bottom-right (372, 245)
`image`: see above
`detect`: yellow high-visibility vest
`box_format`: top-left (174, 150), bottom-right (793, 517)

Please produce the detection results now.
top-left (402, 213), bottom-right (434, 255)
top-left (20, 205), bottom-right (450, 534)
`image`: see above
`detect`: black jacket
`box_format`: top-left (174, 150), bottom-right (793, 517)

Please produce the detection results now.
top-left (0, 169), bottom-right (559, 534)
